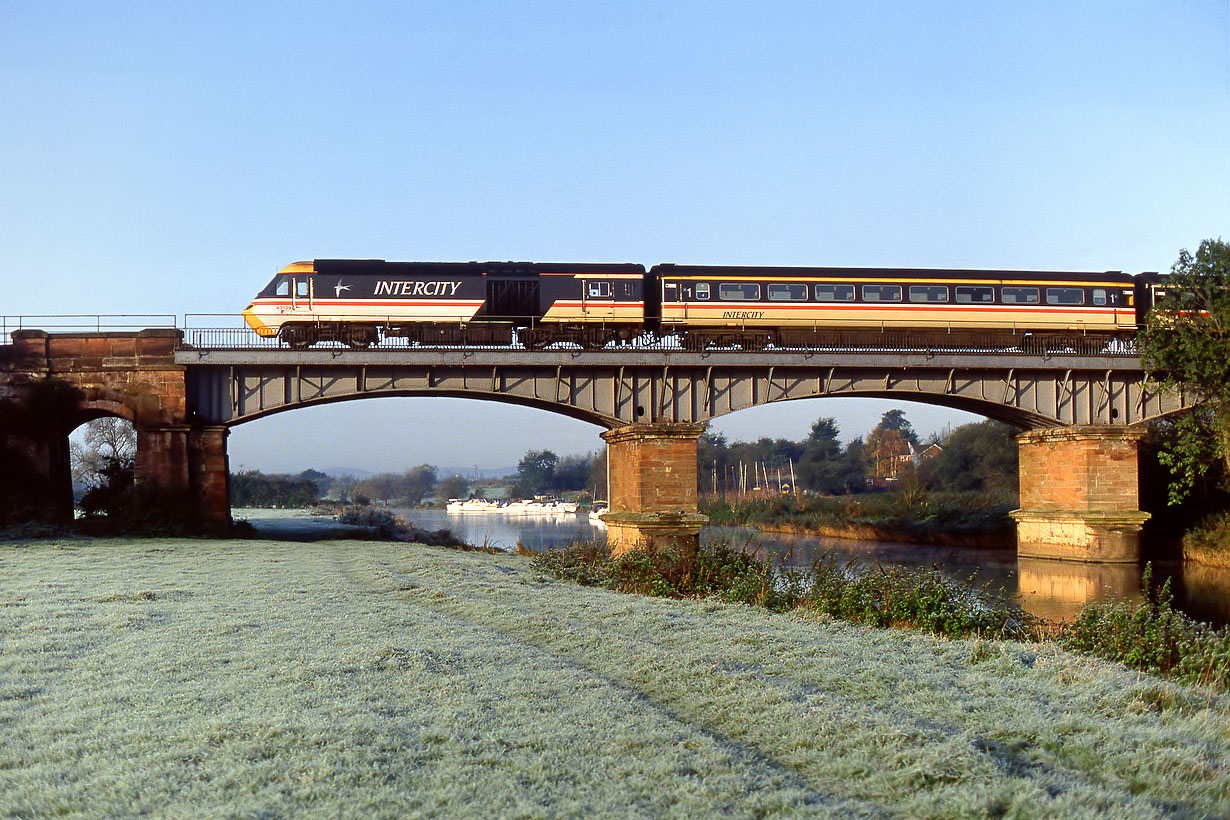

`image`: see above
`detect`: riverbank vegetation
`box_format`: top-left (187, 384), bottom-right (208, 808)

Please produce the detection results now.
top-left (4, 537), bottom-right (1229, 818)
top-left (701, 490), bottom-right (1016, 547)
top-left (533, 540), bottom-right (1030, 639)
top-left (535, 540), bottom-right (1230, 691)
top-left (1139, 238), bottom-right (1230, 559)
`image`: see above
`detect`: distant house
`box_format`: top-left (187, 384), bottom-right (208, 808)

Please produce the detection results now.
top-left (879, 441), bottom-right (943, 484)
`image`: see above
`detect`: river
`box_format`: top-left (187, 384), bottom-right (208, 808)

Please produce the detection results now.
top-left (237, 507), bottom-right (1230, 627)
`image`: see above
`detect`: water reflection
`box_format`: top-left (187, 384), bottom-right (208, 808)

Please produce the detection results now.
top-left (1015, 558), bottom-right (1141, 623)
top-left (320, 508), bottom-right (1230, 627)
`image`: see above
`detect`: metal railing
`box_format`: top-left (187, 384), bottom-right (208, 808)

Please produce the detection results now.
top-left (4, 314), bottom-right (1141, 358)
top-left (1, 315), bottom-right (178, 336)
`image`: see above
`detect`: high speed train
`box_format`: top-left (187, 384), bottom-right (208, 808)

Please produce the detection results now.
top-left (241, 259), bottom-right (1160, 351)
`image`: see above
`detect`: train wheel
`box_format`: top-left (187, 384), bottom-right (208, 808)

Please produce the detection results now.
top-left (281, 325), bottom-right (314, 350)
top-left (345, 326), bottom-right (377, 350)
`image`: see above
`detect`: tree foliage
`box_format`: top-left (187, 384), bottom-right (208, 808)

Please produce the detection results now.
top-left (230, 470), bottom-right (320, 508)
top-left (1140, 239), bottom-right (1230, 503)
top-left (71, 417), bottom-right (136, 490)
top-left (514, 450), bottom-right (558, 497)
top-left (919, 420), bottom-right (1018, 493)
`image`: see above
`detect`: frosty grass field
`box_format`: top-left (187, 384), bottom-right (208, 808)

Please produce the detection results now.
top-left (2, 537), bottom-right (1229, 819)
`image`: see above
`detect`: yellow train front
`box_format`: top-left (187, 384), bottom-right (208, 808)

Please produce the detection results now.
top-left (242, 259), bottom-right (647, 349)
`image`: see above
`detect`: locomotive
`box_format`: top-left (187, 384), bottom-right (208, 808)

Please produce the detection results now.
top-left (242, 259), bottom-right (1159, 352)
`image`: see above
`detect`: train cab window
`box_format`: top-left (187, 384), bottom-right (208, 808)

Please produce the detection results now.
top-left (1092, 288), bottom-right (1107, 306)
top-left (719, 283), bottom-right (761, 301)
top-left (1046, 287), bottom-right (1084, 305)
top-left (862, 284), bottom-right (902, 302)
top-left (1001, 286), bottom-right (1039, 305)
top-left (275, 279), bottom-right (290, 297)
top-left (695, 283), bottom-right (710, 300)
top-left (955, 286), bottom-right (994, 303)
top-left (587, 281), bottom-right (612, 298)
top-left (767, 283), bottom-right (808, 301)
top-left (815, 284), bottom-right (855, 302)
top-left (296, 279), bottom-right (310, 298)
top-left (909, 285), bottom-right (949, 303)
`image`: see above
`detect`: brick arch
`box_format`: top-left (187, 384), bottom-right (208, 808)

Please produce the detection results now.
top-left (74, 397), bottom-right (138, 427)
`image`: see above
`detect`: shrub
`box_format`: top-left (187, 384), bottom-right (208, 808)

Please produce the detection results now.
top-left (1060, 565), bottom-right (1230, 689)
top-left (336, 505), bottom-right (465, 547)
top-left (803, 555), bottom-right (1034, 639)
top-left (534, 540), bottom-right (1025, 636)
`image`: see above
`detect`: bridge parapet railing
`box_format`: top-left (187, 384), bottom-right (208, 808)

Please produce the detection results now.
top-left (180, 314), bottom-right (1139, 357)
top-left (2, 315), bottom-right (179, 338)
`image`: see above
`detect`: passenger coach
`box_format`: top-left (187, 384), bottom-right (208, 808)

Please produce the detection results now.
top-left (654, 265), bottom-right (1140, 350)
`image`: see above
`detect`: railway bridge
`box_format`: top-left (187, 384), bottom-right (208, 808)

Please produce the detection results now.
top-left (0, 326), bottom-right (1192, 562)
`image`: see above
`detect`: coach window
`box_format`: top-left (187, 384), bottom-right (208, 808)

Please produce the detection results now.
top-left (862, 284), bottom-right (902, 302)
top-left (909, 285), bottom-right (949, 303)
top-left (695, 283), bottom-right (710, 300)
top-left (1001, 286), bottom-right (1039, 305)
top-left (587, 281), bottom-right (612, 298)
top-left (1046, 287), bottom-right (1084, 305)
top-left (955, 285), bottom-right (994, 303)
top-left (1092, 288), bottom-right (1107, 306)
top-left (767, 283), bottom-right (808, 301)
top-left (815, 284), bottom-right (855, 302)
top-left (720, 283), bottom-right (761, 301)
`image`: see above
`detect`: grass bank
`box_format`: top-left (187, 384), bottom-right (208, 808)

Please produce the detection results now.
top-left (701, 491), bottom-right (1016, 548)
top-left (2, 538), bottom-right (1229, 818)
top-left (1183, 510), bottom-right (1230, 568)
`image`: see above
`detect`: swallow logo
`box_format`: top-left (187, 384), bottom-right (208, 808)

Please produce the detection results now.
top-left (334, 281), bottom-right (351, 297)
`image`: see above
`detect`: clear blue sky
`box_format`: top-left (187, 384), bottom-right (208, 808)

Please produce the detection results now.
top-left (5, 1), bottom-right (1228, 473)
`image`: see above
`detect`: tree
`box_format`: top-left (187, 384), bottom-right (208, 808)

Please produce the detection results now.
top-left (515, 450), bottom-right (558, 497)
top-left (874, 409), bottom-right (919, 447)
top-left (797, 417), bottom-right (849, 493)
top-left (438, 474), bottom-right (469, 500)
top-left (399, 464), bottom-right (438, 505)
top-left (71, 417), bottom-right (136, 490)
top-left (919, 420), bottom-right (1018, 494)
top-left (1140, 239), bottom-right (1230, 503)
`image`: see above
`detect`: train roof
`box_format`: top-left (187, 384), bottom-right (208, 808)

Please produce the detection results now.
top-left (309, 259), bottom-right (645, 277)
top-left (651, 264), bottom-right (1134, 283)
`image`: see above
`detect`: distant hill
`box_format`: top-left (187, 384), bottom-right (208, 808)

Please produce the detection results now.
top-left (323, 465), bottom-right (517, 480)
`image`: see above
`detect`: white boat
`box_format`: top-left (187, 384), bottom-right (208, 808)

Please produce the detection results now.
top-left (447, 498), bottom-right (500, 514)
top-left (588, 505), bottom-right (608, 525)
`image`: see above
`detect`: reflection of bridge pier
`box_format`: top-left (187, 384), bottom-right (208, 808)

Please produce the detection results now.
top-left (1016, 556), bottom-right (1141, 622)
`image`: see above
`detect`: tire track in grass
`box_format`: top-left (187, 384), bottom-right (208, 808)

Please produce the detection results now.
top-left (324, 541), bottom-right (891, 819)
top-left (355, 542), bottom-right (1230, 819)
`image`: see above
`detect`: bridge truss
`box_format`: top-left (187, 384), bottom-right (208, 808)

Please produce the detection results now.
top-left (178, 347), bottom-right (1186, 430)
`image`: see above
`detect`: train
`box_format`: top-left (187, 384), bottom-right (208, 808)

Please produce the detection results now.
top-left (241, 259), bottom-right (1163, 352)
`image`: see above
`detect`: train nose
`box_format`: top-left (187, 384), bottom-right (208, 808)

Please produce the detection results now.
top-left (242, 306), bottom-right (276, 337)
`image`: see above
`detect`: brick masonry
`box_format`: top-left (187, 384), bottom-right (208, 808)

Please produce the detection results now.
top-left (1, 330), bottom-right (229, 528)
top-left (1012, 425), bottom-right (1150, 562)
top-left (600, 422), bottom-right (708, 554)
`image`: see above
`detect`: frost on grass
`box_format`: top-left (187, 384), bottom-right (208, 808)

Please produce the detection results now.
top-left (1, 538), bottom-right (1229, 819)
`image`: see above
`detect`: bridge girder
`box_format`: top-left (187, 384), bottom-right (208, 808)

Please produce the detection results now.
top-left (177, 349), bottom-right (1189, 430)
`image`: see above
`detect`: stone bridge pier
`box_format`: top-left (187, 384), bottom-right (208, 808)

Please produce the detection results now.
top-left (0, 330), bottom-right (230, 530)
top-left (1011, 426), bottom-right (1150, 563)
top-left (600, 423), bottom-right (708, 554)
